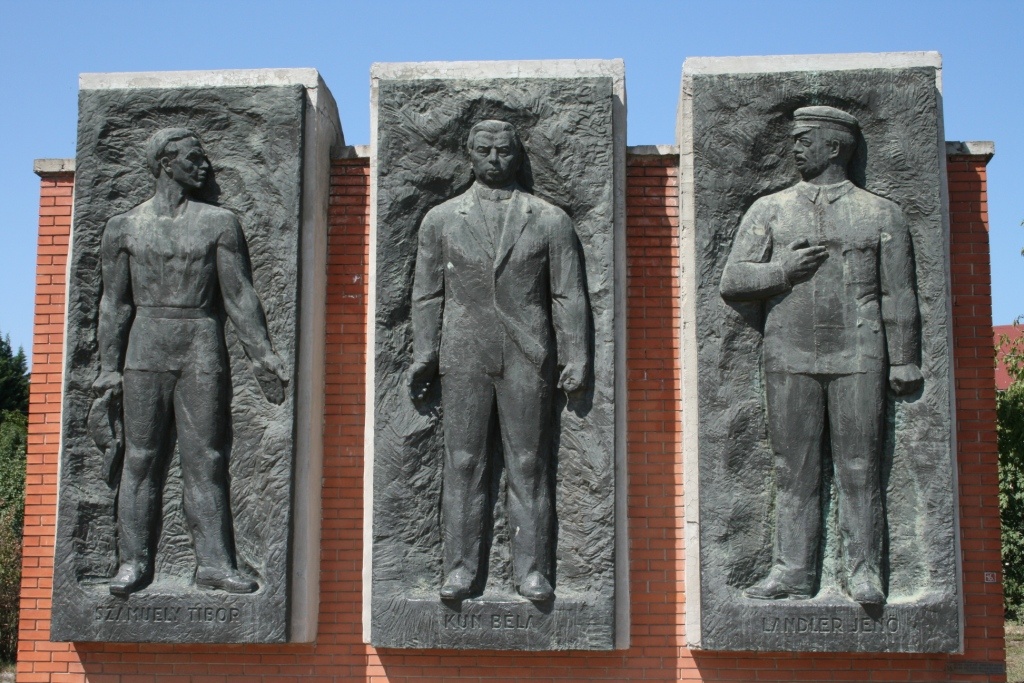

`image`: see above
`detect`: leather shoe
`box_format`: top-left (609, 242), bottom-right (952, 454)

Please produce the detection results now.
top-left (109, 562), bottom-right (149, 596)
top-left (196, 567), bottom-right (258, 593)
top-left (743, 573), bottom-right (812, 600)
top-left (851, 580), bottom-right (885, 606)
top-left (440, 568), bottom-right (475, 600)
top-left (518, 572), bottom-right (554, 602)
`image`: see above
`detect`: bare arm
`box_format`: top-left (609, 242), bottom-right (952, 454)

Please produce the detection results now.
top-left (216, 215), bottom-right (287, 389)
top-left (548, 211), bottom-right (589, 393)
top-left (94, 216), bottom-right (132, 394)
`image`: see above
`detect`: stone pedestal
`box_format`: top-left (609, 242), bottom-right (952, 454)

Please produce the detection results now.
top-left (366, 60), bottom-right (627, 651)
top-left (50, 69), bottom-right (340, 643)
top-left (679, 52), bottom-right (962, 653)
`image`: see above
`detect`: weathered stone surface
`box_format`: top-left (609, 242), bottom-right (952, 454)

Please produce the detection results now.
top-left (680, 53), bottom-right (961, 652)
top-left (367, 61), bottom-right (625, 650)
top-left (51, 72), bottom-right (338, 643)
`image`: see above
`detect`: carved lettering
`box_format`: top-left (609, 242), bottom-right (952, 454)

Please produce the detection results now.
top-left (93, 605), bottom-right (185, 623)
top-left (443, 614), bottom-right (481, 630)
top-left (761, 614), bottom-right (899, 634)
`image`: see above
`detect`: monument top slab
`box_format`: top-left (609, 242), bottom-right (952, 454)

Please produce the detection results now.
top-left (80, 68), bottom-right (325, 90)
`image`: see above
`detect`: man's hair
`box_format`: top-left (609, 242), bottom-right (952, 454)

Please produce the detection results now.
top-left (465, 120), bottom-right (523, 157)
top-left (146, 128), bottom-right (201, 177)
top-left (821, 126), bottom-right (857, 166)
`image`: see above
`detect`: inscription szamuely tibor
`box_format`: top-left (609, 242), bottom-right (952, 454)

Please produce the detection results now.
top-left (93, 604), bottom-right (243, 625)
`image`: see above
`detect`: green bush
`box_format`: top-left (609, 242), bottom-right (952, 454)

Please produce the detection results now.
top-left (0, 411), bottom-right (25, 664)
top-left (999, 324), bottom-right (1024, 619)
top-left (0, 411), bottom-right (26, 533)
top-left (0, 329), bottom-right (28, 665)
top-left (0, 505), bottom-right (20, 662)
top-left (999, 381), bottom-right (1024, 618)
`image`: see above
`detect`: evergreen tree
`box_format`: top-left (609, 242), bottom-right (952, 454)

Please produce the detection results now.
top-left (0, 334), bottom-right (28, 415)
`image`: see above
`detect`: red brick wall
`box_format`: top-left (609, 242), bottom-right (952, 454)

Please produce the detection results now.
top-left (14, 153), bottom-right (1004, 682)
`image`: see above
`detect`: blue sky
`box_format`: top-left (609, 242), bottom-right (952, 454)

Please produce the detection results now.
top-left (1, 0), bottom-right (1021, 356)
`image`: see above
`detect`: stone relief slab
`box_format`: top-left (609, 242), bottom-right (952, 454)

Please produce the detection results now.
top-left (367, 60), bottom-right (626, 650)
top-left (679, 52), bottom-right (962, 652)
top-left (51, 69), bottom-right (340, 643)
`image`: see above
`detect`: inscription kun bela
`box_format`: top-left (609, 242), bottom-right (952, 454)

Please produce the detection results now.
top-left (443, 612), bottom-right (534, 630)
top-left (761, 614), bottom-right (901, 635)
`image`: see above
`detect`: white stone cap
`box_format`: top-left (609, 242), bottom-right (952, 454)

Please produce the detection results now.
top-left (946, 140), bottom-right (995, 160)
top-left (628, 145), bottom-right (678, 156)
top-left (33, 158), bottom-right (74, 176)
top-left (684, 51), bottom-right (941, 75)
top-left (80, 68), bottom-right (324, 90)
top-left (371, 59), bottom-right (624, 81)
top-left (335, 145), bottom-right (370, 159)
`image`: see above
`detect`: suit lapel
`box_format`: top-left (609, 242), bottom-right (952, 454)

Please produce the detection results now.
top-left (495, 190), bottom-right (531, 271)
top-left (457, 191), bottom-right (495, 260)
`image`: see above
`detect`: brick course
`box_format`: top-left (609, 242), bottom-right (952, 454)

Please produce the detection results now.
top-left (14, 153), bottom-right (1005, 681)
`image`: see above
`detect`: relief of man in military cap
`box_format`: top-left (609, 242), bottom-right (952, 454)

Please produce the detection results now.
top-left (720, 106), bottom-right (922, 606)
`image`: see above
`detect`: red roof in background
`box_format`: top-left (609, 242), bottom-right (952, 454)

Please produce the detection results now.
top-left (995, 324), bottom-right (1023, 390)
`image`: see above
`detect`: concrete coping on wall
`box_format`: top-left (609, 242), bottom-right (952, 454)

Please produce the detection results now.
top-left (33, 158), bottom-right (75, 176)
top-left (627, 145), bottom-right (678, 157)
top-left (335, 145), bottom-right (370, 159)
top-left (946, 140), bottom-right (995, 162)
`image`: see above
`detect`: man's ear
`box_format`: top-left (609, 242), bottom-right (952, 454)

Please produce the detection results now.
top-left (158, 155), bottom-right (172, 176)
top-left (827, 138), bottom-right (842, 162)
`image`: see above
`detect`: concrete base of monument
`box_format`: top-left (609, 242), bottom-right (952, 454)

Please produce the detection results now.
top-left (700, 588), bottom-right (960, 653)
top-left (370, 589), bottom-right (614, 650)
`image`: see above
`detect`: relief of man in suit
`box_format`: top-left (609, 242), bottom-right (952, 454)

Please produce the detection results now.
top-left (408, 120), bottom-right (590, 602)
top-left (720, 106), bottom-right (922, 606)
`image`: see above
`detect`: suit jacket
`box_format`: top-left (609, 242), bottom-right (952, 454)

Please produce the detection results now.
top-left (720, 180), bottom-right (919, 375)
top-left (412, 183), bottom-right (588, 377)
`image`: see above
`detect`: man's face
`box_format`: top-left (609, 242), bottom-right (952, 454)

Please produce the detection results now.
top-left (162, 138), bottom-right (209, 190)
top-left (469, 130), bottom-right (520, 186)
top-left (792, 127), bottom-right (834, 180)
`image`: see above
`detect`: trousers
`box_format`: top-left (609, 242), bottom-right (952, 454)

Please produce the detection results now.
top-left (440, 352), bottom-right (554, 587)
top-left (765, 370), bottom-right (885, 590)
top-left (119, 362), bottom-right (234, 573)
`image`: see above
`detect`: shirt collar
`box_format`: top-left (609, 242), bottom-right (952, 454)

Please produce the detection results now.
top-left (796, 180), bottom-right (854, 204)
top-left (472, 182), bottom-right (517, 201)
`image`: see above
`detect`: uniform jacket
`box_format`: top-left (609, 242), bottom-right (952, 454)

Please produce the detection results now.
top-left (411, 183), bottom-right (588, 376)
top-left (720, 180), bottom-right (920, 375)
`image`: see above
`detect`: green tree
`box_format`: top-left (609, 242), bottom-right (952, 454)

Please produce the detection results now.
top-left (0, 331), bottom-right (27, 663)
top-left (0, 411), bottom-right (27, 533)
top-left (0, 503), bottom-right (21, 662)
top-left (0, 334), bottom-right (28, 415)
top-left (998, 324), bottom-right (1024, 618)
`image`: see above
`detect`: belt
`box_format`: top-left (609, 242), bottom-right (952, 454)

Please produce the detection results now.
top-left (135, 306), bottom-right (213, 320)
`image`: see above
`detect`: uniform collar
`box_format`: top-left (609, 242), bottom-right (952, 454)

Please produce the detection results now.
top-left (796, 180), bottom-right (854, 204)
